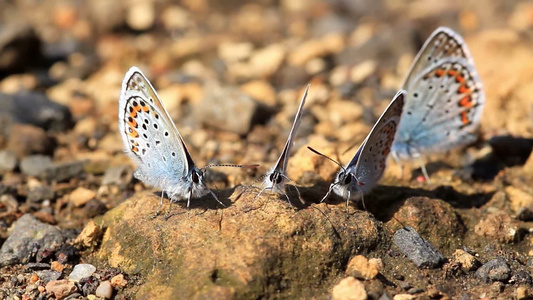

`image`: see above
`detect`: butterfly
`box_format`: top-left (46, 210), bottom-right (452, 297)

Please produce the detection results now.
top-left (255, 84), bottom-right (309, 205)
top-left (391, 27), bottom-right (485, 182)
top-left (118, 66), bottom-right (257, 217)
top-left (309, 90), bottom-right (405, 212)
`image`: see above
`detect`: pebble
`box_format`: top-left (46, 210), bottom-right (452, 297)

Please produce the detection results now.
top-left (20, 155), bottom-right (53, 177)
top-left (288, 33), bottom-right (345, 66)
top-left (451, 249), bottom-right (480, 272)
top-left (27, 186), bottom-right (55, 202)
top-left (126, 1), bottom-right (155, 31)
top-left (45, 279), bottom-right (77, 299)
top-left (249, 44), bottom-right (287, 78)
top-left (74, 220), bottom-right (103, 249)
top-left (218, 42), bottom-right (253, 62)
top-left (0, 214), bottom-right (64, 266)
top-left (84, 198), bottom-right (108, 218)
top-left (516, 285), bottom-right (532, 300)
top-left (26, 262), bottom-right (51, 270)
top-left (36, 270), bottom-right (62, 283)
top-left (331, 277), bottom-right (367, 300)
top-left (95, 280), bottom-right (113, 299)
top-left (69, 187), bottom-right (96, 207)
top-left (241, 80), bottom-right (277, 106)
top-left (80, 276), bottom-right (99, 296)
top-left (40, 160), bottom-right (87, 182)
top-left (68, 264), bottom-right (96, 282)
top-left (0, 150), bottom-right (17, 173)
top-left (196, 82), bottom-right (269, 135)
top-left (474, 212), bottom-right (522, 243)
top-left (6, 125), bottom-right (52, 158)
top-left (475, 257), bottom-right (511, 283)
top-left (110, 274), bottom-right (127, 288)
top-left (101, 165), bottom-right (133, 187)
top-left (393, 227), bottom-right (444, 268)
top-left (51, 261), bottom-right (65, 272)
top-left (506, 186), bottom-right (533, 213)
top-left (345, 255), bottom-right (382, 280)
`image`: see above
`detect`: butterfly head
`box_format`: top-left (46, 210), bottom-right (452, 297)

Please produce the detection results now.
top-left (330, 170), bottom-right (362, 200)
top-left (186, 167), bottom-right (210, 198)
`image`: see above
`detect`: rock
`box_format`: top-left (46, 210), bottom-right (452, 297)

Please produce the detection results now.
top-left (55, 245), bottom-right (79, 264)
top-left (388, 197), bottom-right (465, 252)
top-left (451, 249), bottom-right (480, 272)
top-left (506, 186), bottom-right (533, 213)
top-left (80, 276), bottom-right (99, 296)
top-left (69, 187), bottom-right (96, 207)
top-left (7, 124), bottom-right (54, 158)
top-left (393, 294), bottom-right (416, 300)
top-left (474, 212), bottom-right (523, 243)
top-left (110, 274), bottom-right (127, 288)
top-left (85, 199), bottom-right (108, 218)
top-left (126, 1), bottom-right (154, 31)
top-left (37, 270), bottom-right (62, 283)
top-left (475, 257), bottom-right (511, 283)
top-left (0, 150), bottom-right (17, 173)
top-left (27, 186), bottom-right (55, 202)
top-left (20, 155), bottom-right (53, 177)
top-left (249, 44), bottom-right (286, 78)
top-left (331, 277), bottom-right (367, 300)
top-left (196, 82), bottom-right (271, 135)
top-left (218, 42), bottom-right (253, 63)
top-left (74, 220), bottom-right (103, 249)
top-left (288, 33), bottom-right (345, 66)
top-left (45, 279), bottom-right (77, 299)
top-left (95, 280), bottom-right (113, 299)
top-left (345, 255), bottom-right (382, 280)
top-left (516, 207), bottom-right (533, 221)
top-left (0, 24), bottom-right (42, 75)
top-left (96, 191), bottom-right (381, 299)
top-left (40, 160), bottom-right (87, 182)
top-left (516, 285), bottom-right (532, 300)
top-left (0, 92), bottom-right (72, 132)
top-left (241, 80), bottom-right (277, 106)
top-left (350, 60), bottom-right (377, 83)
top-left (101, 165), bottom-right (133, 187)
top-left (0, 214), bottom-right (64, 266)
top-left (510, 270), bottom-right (533, 285)
top-left (393, 227), bottom-right (444, 269)
top-left (26, 262), bottom-right (51, 270)
top-left (51, 261), bottom-right (65, 273)
top-left (68, 264), bottom-right (96, 282)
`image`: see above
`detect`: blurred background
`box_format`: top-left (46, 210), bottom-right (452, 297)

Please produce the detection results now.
top-left (0, 0), bottom-right (531, 227)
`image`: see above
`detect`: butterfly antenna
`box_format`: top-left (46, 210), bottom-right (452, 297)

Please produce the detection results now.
top-left (342, 140), bottom-right (359, 155)
top-left (203, 164), bottom-right (260, 170)
top-left (307, 147), bottom-right (346, 173)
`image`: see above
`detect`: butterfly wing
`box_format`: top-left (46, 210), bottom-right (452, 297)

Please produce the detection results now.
top-left (393, 27), bottom-right (484, 158)
top-left (269, 84), bottom-right (309, 175)
top-left (118, 66), bottom-right (195, 189)
top-left (351, 91), bottom-right (405, 193)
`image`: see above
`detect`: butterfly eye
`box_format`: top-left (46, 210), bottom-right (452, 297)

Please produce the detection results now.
top-left (192, 172), bottom-right (199, 183)
top-left (276, 176), bottom-right (283, 184)
top-left (269, 173), bottom-right (275, 182)
top-left (344, 175), bottom-right (352, 185)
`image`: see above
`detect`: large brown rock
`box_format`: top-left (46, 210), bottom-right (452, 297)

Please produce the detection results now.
top-left (96, 189), bottom-right (382, 299)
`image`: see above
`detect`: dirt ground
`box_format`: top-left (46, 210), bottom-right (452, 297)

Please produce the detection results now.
top-left (0, 0), bottom-right (532, 299)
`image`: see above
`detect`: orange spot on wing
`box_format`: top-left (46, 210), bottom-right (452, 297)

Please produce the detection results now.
top-left (134, 105), bottom-right (142, 112)
top-left (459, 96), bottom-right (473, 108)
top-left (128, 119), bottom-right (137, 128)
top-left (455, 75), bottom-right (465, 84)
top-left (460, 111), bottom-right (469, 125)
top-left (130, 111), bottom-right (137, 119)
top-left (142, 106), bottom-right (149, 112)
top-left (128, 128), bottom-right (139, 138)
top-left (435, 69), bottom-right (445, 77)
top-left (448, 70), bottom-right (457, 76)
top-left (131, 145), bottom-right (138, 152)
top-left (458, 85), bottom-right (469, 94)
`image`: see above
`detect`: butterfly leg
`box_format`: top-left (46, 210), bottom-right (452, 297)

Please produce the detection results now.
top-left (320, 183), bottom-right (335, 203)
top-left (287, 184), bottom-right (303, 204)
top-left (417, 156), bottom-right (431, 184)
top-left (208, 189), bottom-right (227, 208)
top-left (345, 190), bottom-right (351, 213)
top-left (276, 185), bottom-right (293, 207)
top-left (164, 200), bottom-right (177, 220)
top-left (151, 192), bottom-right (165, 219)
top-left (254, 185), bottom-right (271, 201)
top-left (360, 192), bottom-right (367, 211)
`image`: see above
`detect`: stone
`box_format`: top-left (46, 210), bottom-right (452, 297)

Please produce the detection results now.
top-left (20, 155), bottom-right (53, 177)
top-left (40, 160), bottom-right (87, 182)
top-left (288, 33), bottom-right (345, 66)
top-left (331, 277), bottom-right (367, 300)
top-left (7, 124), bottom-right (54, 158)
top-left (0, 150), bottom-right (17, 173)
top-left (126, 1), bottom-right (154, 30)
top-left (110, 274), bottom-right (127, 288)
top-left (196, 82), bottom-right (270, 135)
top-left (95, 280), bottom-right (113, 299)
top-left (451, 249), bottom-right (480, 272)
top-left (393, 294), bottom-right (416, 300)
top-left (0, 92), bottom-right (72, 132)
top-left (393, 227), bottom-right (444, 269)
top-left (101, 165), bottom-right (133, 187)
top-left (516, 285), bottom-right (531, 300)
top-left (474, 212), bottom-right (523, 243)
top-left (249, 44), bottom-right (286, 78)
top-left (0, 214), bottom-right (64, 266)
top-left (51, 261), bottom-right (65, 273)
top-left (68, 264), bottom-right (96, 282)
top-left (27, 186), bottom-right (55, 203)
top-left (74, 220), bottom-right (103, 249)
top-left (80, 276), bottom-right (99, 296)
top-left (475, 257), bottom-right (511, 283)
top-left (506, 186), bottom-right (533, 213)
top-left (69, 187), bottom-right (96, 207)
top-left (218, 42), bottom-right (253, 63)
top-left (345, 255), bottom-right (382, 280)
top-left (45, 279), bottom-right (77, 299)
top-left (0, 25), bottom-right (42, 74)
top-left (96, 191), bottom-right (381, 299)
top-left (84, 199), bottom-right (108, 218)
top-left (241, 80), bottom-right (277, 106)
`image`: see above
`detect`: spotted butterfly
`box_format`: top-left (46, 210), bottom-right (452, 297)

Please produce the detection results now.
top-left (391, 27), bottom-right (485, 181)
top-left (310, 90), bottom-right (405, 211)
top-left (118, 66), bottom-right (256, 217)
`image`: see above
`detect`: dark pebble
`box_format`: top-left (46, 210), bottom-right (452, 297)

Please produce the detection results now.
top-left (475, 257), bottom-right (511, 283)
top-left (40, 160), bottom-right (87, 182)
top-left (399, 281), bottom-right (412, 290)
top-left (36, 248), bottom-right (54, 263)
top-left (516, 207), bottom-right (533, 221)
top-left (85, 198), bottom-right (108, 218)
top-left (80, 276), bottom-right (99, 296)
top-left (27, 186), bottom-right (55, 203)
top-left (101, 165), bottom-right (133, 187)
top-left (20, 155), bottom-right (53, 177)
top-left (393, 227), bottom-right (444, 268)
top-left (509, 270), bottom-right (533, 285)
top-left (55, 244), bottom-right (79, 264)
top-left (407, 288), bottom-right (425, 294)
top-left (25, 262), bottom-right (51, 270)
top-left (36, 270), bottom-right (62, 283)
top-left (0, 214), bottom-right (64, 267)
